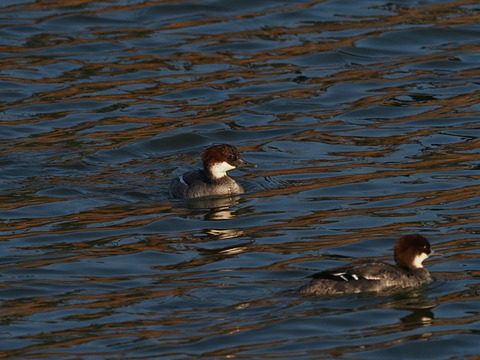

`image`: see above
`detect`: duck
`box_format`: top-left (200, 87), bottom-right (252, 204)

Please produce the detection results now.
top-left (169, 144), bottom-right (255, 199)
top-left (297, 234), bottom-right (434, 296)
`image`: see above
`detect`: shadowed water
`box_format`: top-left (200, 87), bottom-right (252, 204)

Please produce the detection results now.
top-left (0, 0), bottom-right (479, 359)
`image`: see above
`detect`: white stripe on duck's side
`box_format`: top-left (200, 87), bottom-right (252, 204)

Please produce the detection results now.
top-left (333, 272), bottom-right (359, 281)
top-left (179, 175), bottom-right (187, 185)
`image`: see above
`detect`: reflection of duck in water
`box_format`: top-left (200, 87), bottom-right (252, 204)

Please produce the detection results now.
top-left (298, 234), bottom-right (435, 297)
top-left (169, 144), bottom-right (255, 199)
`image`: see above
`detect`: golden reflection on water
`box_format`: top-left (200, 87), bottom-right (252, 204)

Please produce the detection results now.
top-left (1, 0), bottom-right (479, 359)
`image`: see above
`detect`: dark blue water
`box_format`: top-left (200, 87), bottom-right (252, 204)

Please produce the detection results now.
top-left (1, 0), bottom-right (479, 359)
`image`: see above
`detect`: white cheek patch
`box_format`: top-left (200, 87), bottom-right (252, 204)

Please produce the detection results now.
top-left (412, 252), bottom-right (429, 268)
top-left (210, 161), bottom-right (235, 179)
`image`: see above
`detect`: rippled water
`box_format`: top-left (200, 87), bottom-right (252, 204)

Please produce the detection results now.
top-left (1, 0), bottom-right (479, 359)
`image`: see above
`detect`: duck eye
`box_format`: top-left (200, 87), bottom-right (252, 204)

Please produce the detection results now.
top-left (229, 155), bottom-right (237, 162)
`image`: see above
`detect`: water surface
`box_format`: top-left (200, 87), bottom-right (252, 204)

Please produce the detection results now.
top-left (0, 0), bottom-right (479, 359)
